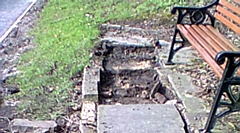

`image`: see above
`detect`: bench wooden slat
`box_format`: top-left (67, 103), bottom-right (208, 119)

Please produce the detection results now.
top-left (206, 25), bottom-right (240, 51)
top-left (214, 13), bottom-right (240, 35)
top-left (233, 0), bottom-right (240, 5)
top-left (184, 25), bottom-right (217, 58)
top-left (188, 25), bottom-right (230, 74)
top-left (199, 25), bottom-right (240, 76)
top-left (198, 25), bottom-right (230, 51)
top-left (177, 24), bottom-right (223, 77)
top-left (219, 0), bottom-right (240, 15)
top-left (192, 25), bottom-right (224, 53)
top-left (216, 6), bottom-right (240, 25)
top-left (199, 25), bottom-right (239, 51)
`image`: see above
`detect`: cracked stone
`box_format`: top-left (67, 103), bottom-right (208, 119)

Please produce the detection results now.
top-left (10, 119), bottom-right (57, 133)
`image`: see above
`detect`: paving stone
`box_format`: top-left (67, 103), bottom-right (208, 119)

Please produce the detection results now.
top-left (79, 101), bottom-right (98, 133)
top-left (166, 71), bottom-right (208, 130)
top-left (10, 119), bottom-right (56, 133)
top-left (98, 104), bottom-right (185, 133)
top-left (80, 101), bottom-right (97, 125)
top-left (167, 72), bottom-right (207, 111)
top-left (158, 45), bottom-right (200, 67)
top-left (82, 66), bottom-right (100, 102)
top-left (100, 37), bottom-right (152, 46)
top-left (172, 46), bottom-right (199, 63)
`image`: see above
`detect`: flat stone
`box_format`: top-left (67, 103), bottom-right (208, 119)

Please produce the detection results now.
top-left (156, 40), bottom-right (170, 47)
top-left (111, 60), bottom-right (153, 70)
top-left (10, 119), bottom-right (56, 133)
top-left (158, 46), bottom-right (201, 67)
top-left (81, 101), bottom-right (97, 125)
top-left (100, 36), bottom-right (152, 46)
top-left (82, 66), bottom-right (100, 102)
top-left (98, 104), bottom-right (185, 133)
top-left (172, 46), bottom-right (200, 64)
top-left (167, 72), bottom-right (206, 111)
top-left (167, 71), bottom-right (208, 130)
top-left (80, 101), bottom-right (97, 133)
top-left (168, 73), bottom-right (199, 99)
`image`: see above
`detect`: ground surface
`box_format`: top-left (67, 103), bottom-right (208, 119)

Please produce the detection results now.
top-left (0, 0), bottom-right (35, 41)
top-left (0, 0), bottom-right (239, 133)
top-left (99, 45), bottom-right (174, 105)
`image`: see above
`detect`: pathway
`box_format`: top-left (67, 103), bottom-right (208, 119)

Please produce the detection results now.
top-left (0, 0), bottom-right (36, 43)
top-left (80, 24), bottom-right (211, 133)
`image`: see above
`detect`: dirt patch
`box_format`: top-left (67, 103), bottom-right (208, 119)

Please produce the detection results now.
top-left (102, 45), bottom-right (158, 72)
top-left (99, 69), bottom-right (175, 105)
top-left (98, 44), bottom-right (175, 105)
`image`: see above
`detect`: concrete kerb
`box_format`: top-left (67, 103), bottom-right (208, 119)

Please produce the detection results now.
top-left (80, 64), bottom-right (100, 133)
top-left (82, 65), bottom-right (100, 102)
top-left (155, 67), bottom-right (209, 132)
top-left (80, 101), bottom-right (97, 133)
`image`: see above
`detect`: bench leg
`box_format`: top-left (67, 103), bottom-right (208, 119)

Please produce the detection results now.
top-left (166, 28), bottom-right (186, 65)
top-left (205, 83), bottom-right (240, 132)
top-left (204, 83), bottom-right (227, 132)
top-left (204, 63), bottom-right (239, 132)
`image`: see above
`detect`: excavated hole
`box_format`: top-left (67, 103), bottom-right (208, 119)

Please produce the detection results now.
top-left (102, 45), bottom-right (158, 72)
top-left (99, 69), bottom-right (175, 104)
top-left (98, 45), bottom-right (175, 105)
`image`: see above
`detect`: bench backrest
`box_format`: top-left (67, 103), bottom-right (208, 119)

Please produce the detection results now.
top-left (215, 0), bottom-right (240, 35)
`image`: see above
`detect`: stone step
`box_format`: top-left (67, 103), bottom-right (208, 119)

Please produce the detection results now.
top-left (97, 104), bottom-right (185, 133)
top-left (165, 70), bottom-right (208, 130)
top-left (82, 66), bottom-right (100, 102)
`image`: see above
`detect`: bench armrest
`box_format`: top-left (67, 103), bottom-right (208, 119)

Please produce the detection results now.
top-left (172, 0), bottom-right (218, 25)
top-left (215, 51), bottom-right (240, 65)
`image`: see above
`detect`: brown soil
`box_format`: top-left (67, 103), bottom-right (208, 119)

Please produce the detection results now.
top-left (98, 45), bottom-right (175, 105)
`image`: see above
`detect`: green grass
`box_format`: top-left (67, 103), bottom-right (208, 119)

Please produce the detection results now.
top-left (8, 0), bottom-right (207, 119)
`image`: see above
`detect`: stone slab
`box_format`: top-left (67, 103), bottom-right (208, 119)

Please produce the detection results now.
top-left (0, 0), bottom-right (36, 42)
top-left (157, 43), bottom-right (201, 67)
top-left (82, 66), bottom-right (100, 102)
top-left (110, 60), bottom-right (154, 71)
top-left (98, 104), bottom-right (185, 133)
top-left (81, 101), bottom-right (97, 124)
top-left (167, 72), bottom-right (200, 100)
top-left (100, 37), bottom-right (152, 46)
top-left (165, 70), bottom-right (208, 130)
top-left (172, 46), bottom-right (199, 64)
top-left (10, 119), bottom-right (56, 133)
top-left (80, 101), bottom-right (97, 133)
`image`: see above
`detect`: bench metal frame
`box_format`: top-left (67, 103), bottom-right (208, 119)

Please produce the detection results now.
top-left (166, 0), bottom-right (240, 132)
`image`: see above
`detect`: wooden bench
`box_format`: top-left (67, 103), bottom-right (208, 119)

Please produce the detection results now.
top-left (166, 0), bottom-right (240, 132)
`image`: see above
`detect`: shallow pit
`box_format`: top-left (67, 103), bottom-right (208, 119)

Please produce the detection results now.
top-left (102, 45), bottom-right (158, 72)
top-left (99, 69), bottom-right (175, 105)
